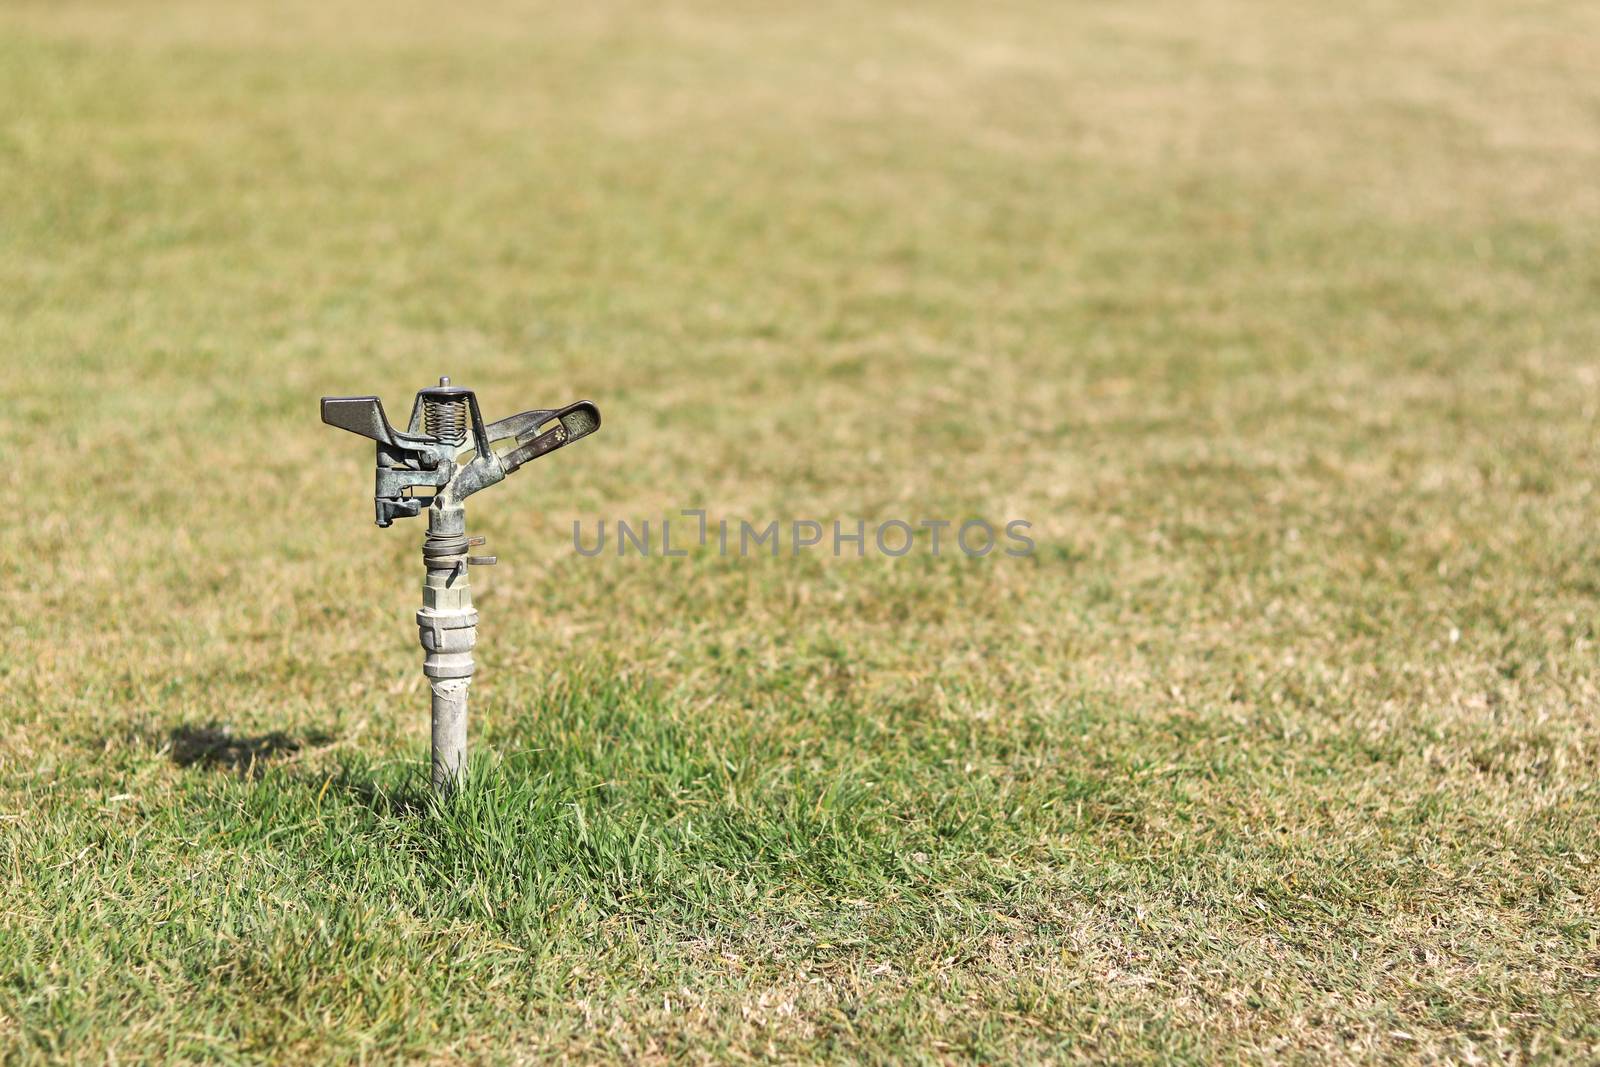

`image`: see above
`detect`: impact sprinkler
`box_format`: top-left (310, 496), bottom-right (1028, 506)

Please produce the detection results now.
top-left (320, 378), bottom-right (601, 792)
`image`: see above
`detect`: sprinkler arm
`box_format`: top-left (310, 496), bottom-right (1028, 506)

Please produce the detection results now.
top-left (444, 399), bottom-right (602, 500)
top-left (480, 400), bottom-right (602, 480)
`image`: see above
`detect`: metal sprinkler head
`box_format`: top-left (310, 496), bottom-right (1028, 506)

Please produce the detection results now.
top-left (321, 377), bottom-right (601, 792)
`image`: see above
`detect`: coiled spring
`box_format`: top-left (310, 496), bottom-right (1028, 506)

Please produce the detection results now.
top-left (424, 396), bottom-right (469, 445)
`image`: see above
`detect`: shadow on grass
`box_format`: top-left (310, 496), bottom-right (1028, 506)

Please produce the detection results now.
top-left (169, 723), bottom-right (331, 777)
top-left (167, 720), bottom-right (436, 818)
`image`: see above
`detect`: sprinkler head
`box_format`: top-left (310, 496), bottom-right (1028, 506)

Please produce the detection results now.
top-left (321, 377), bottom-right (601, 526)
top-left (319, 376), bottom-right (602, 792)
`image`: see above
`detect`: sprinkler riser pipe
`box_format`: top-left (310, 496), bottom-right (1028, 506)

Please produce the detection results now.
top-left (418, 504), bottom-right (476, 791)
top-left (430, 679), bottom-right (468, 791)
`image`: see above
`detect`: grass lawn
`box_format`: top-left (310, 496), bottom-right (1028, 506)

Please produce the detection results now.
top-left (3, 0), bottom-right (1599, 1061)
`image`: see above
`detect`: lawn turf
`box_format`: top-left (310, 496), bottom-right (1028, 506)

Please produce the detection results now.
top-left (2, 0), bottom-right (1599, 1062)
